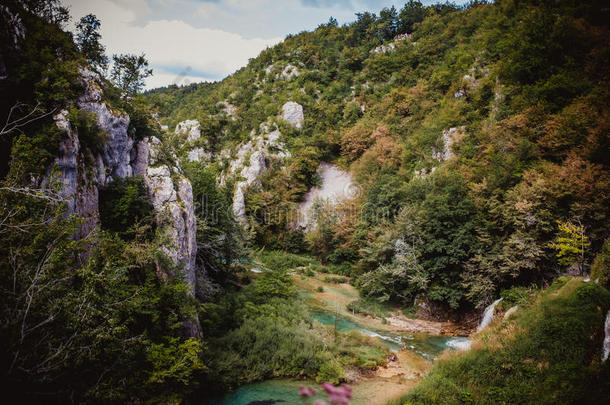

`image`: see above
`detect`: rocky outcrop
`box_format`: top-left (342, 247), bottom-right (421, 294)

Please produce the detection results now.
top-left (217, 101), bottom-right (237, 119)
top-left (264, 63), bottom-right (300, 81)
top-left (48, 69), bottom-right (135, 238)
top-left (296, 163), bottom-right (355, 230)
top-left (433, 126), bottom-right (465, 162)
top-left (281, 101), bottom-right (304, 129)
top-left (224, 124), bottom-right (290, 220)
top-left (175, 119), bottom-right (212, 163)
top-left (175, 119), bottom-right (201, 142)
top-left (47, 69), bottom-right (201, 336)
top-left (372, 42), bottom-right (396, 54)
top-left (280, 64), bottom-right (299, 80)
top-left (134, 139), bottom-right (197, 290)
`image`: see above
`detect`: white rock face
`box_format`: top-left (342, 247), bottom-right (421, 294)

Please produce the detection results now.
top-left (187, 147), bottom-right (211, 162)
top-left (297, 163), bottom-right (356, 230)
top-left (175, 119), bottom-right (213, 162)
top-left (136, 138), bottom-right (198, 297)
top-left (47, 69), bottom-right (201, 336)
top-left (433, 127), bottom-right (464, 162)
top-left (281, 101), bottom-right (304, 129)
top-left (175, 119), bottom-right (201, 142)
top-left (217, 101), bottom-right (237, 119)
top-left (48, 69), bottom-right (134, 237)
top-left (225, 124), bottom-right (290, 220)
top-left (78, 68), bottom-right (133, 181)
top-left (372, 42), bottom-right (396, 54)
top-left (280, 64), bottom-right (299, 80)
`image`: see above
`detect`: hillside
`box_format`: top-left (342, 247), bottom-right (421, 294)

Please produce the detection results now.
top-left (393, 278), bottom-right (610, 404)
top-left (147, 0), bottom-right (610, 314)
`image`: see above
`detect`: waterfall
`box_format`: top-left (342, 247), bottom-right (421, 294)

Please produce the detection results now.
top-left (446, 337), bottom-right (472, 351)
top-left (602, 311), bottom-right (610, 361)
top-left (477, 298), bottom-right (503, 333)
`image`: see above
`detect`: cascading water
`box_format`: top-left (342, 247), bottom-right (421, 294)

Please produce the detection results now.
top-left (602, 310), bottom-right (610, 362)
top-left (477, 298), bottom-right (503, 333)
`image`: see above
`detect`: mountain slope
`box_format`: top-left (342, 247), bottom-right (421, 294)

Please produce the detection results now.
top-left (392, 278), bottom-right (610, 404)
top-left (147, 0), bottom-right (610, 314)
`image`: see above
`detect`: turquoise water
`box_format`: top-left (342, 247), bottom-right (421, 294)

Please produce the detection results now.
top-left (205, 379), bottom-right (324, 405)
top-left (311, 310), bottom-right (458, 359)
top-left (204, 311), bottom-right (469, 405)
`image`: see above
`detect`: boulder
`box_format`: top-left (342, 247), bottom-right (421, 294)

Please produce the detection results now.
top-left (281, 101), bottom-right (304, 129)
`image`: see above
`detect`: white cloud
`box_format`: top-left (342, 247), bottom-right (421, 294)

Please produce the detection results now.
top-left (66, 0), bottom-right (281, 89)
top-left (65, 0), bottom-right (468, 89)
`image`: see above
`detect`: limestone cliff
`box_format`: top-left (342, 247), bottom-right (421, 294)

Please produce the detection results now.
top-left (47, 69), bottom-right (201, 336)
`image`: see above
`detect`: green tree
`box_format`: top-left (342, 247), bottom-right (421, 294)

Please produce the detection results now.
top-left (76, 14), bottom-right (108, 72)
top-left (110, 53), bottom-right (153, 95)
top-left (397, 0), bottom-right (425, 34)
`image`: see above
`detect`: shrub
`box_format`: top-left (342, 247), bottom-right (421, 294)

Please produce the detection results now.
top-left (99, 176), bottom-right (155, 240)
top-left (591, 240), bottom-right (610, 289)
top-left (323, 276), bottom-right (348, 284)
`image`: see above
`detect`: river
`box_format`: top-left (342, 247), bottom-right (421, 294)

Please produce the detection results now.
top-left (204, 310), bottom-right (469, 405)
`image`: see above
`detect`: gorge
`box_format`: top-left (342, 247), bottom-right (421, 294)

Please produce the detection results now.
top-left (1, 0), bottom-right (610, 404)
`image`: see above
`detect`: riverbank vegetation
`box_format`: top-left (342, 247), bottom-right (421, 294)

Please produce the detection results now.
top-left (2, 0), bottom-right (610, 403)
top-left (198, 266), bottom-right (389, 392)
top-left (391, 278), bottom-right (610, 404)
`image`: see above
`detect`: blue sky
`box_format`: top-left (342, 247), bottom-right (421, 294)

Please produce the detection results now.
top-left (66, 0), bottom-right (464, 89)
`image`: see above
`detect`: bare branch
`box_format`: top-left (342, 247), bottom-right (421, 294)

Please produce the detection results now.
top-left (1, 102), bottom-right (57, 137)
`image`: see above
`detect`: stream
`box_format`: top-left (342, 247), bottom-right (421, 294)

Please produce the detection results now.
top-left (204, 310), bottom-right (469, 405)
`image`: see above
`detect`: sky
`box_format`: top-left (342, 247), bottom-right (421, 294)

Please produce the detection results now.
top-left (65, 0), bottom-right (456, 90)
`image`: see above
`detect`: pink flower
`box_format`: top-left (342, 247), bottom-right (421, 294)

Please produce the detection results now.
top-left (329, 393), bottom-right (350, 404)
top-left (299, 386), bottom-right (317, 397)
top-left (321, 382), bottom-right (336, 394)
top-left (320, 383), bottom-right (351, 404)
top-left (314, 401), bottom-right (328, 405)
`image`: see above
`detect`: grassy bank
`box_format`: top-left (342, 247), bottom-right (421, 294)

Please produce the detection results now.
top-left (390, 278), bottom-right (610, 405)
top-left (199, 254), bottom-right (390, 391)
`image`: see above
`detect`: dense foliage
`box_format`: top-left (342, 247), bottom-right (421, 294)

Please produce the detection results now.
top-left (2, 0), bottom-right (610, 402)
top-left (0, 2), bottom-right (204, 402)
top-left (392, 278), bottom-right (610, 404)
top-left (198, 257), bottom-right (388, 392)
top-left (148, 0), bottom-right (610, 314)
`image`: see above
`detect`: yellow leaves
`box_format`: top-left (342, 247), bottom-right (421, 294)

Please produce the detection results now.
top-left (548, 220), bottom-right (590, 269)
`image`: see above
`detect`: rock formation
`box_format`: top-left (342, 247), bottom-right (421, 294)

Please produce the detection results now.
top-left (281, 101), bottom-right (304, 129)
top-left (174, 119), bottom-right (211, 163)
top-left (433, 126), bottom-right (465, 162)
top-left (296, 163), bottom-right (355, 230)
top-left (47, 69), bottom-right (201, 336)
top-left (227, 126), bottom-right (290, 220)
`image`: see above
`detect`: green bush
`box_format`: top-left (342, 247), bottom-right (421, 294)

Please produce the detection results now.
top-left (394, 279), bottom-right (610, 404)
top-left (99, 176), bottom-right (155, 240)
top-left (256, 250), bottom-right (317, 271)
top-left (323, 276), bottom-right (348, 284)
top-left (591, 240), bottom-right (610, 289)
